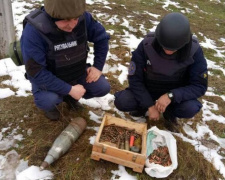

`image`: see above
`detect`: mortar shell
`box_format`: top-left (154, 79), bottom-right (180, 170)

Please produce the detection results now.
top-left (40, 117), bottom-right (87, 170)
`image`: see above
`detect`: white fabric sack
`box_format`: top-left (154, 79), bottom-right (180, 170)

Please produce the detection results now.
top-left (145, 126), bottom-right (178, 178)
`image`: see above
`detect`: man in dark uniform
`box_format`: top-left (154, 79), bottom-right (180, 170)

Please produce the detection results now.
top-left (114, 13), bottom-right (208, 132)
top-left (21, 0), bottom-right (110, 120)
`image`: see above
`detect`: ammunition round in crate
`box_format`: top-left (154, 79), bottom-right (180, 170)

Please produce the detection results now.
top-left (130, 146), bottom-right (140, 153)
top-left (120, 141), bottom-right (125, 149)
top-left (129, 135), bottom-right (135, 147)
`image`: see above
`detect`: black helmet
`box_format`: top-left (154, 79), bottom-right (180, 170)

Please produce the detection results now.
top-left (156, 12), bottom-right (191, 50)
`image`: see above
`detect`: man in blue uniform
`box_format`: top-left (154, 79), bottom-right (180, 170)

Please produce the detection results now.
top-left (114, 13), bottom-right (208, 132)
top-left (21, 0), bottom-right (110, 120)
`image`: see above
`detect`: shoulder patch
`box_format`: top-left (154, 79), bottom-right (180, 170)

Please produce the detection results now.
top-left (199, 70), bottom-right (208, 86)
top-left (128, 61), bottom-right (136, 75)
top-left (201, 70), bottom-right (208, 79)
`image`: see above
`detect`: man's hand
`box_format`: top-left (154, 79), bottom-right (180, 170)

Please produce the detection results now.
top-left (155, 93), bottom-right (171, 113)
top-left (148, 106), bottom-right (160, 121)
top-left (86, 67), bottom-right (102, 83)
top-left (69, 84), bottom-right (86, 100)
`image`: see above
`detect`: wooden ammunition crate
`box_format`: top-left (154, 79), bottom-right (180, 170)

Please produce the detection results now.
top-left (91, 114), bottom-right (147, 173)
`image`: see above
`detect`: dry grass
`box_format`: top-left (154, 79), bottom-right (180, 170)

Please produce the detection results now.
top-left (0, 0), bottom-right (225, 179)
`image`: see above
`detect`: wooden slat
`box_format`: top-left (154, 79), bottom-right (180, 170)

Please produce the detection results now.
top-left (92, 144), bottom-right (146, 164)
top-left (141, 126), bottom-right (147, 155)
top-left (94, 115), bottom-right (106, 142)
top-left (104, 114), bottom-right (147, 134)
top-left (91, 151), bottom-right (144, 173)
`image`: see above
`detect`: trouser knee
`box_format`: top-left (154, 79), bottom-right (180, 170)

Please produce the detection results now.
top-left (83, 77), bottom-right (110, 99)
top-left (174, 100), bottom-right (202, 118)
top-left (114, 90), bottom-right (138, 111)
top-left (34, 91), bottom-right (62, 111)
top-left (95, 81), bottom-right (110, 97)
top-left (114, 96), bottom-right (124, 111)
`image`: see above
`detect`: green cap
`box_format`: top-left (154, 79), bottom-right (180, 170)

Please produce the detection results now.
top-left (44, 0), bottom-right (86, 19)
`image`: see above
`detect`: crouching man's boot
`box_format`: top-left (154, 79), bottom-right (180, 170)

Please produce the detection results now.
top-left (44, 108), bottom-right (60, 121)
top-left (163, 110), bottom-right (180, 133)
top-left (129, 109), bottom-right (147, 117)
top-left (63, 95), bottom-right (83, 110)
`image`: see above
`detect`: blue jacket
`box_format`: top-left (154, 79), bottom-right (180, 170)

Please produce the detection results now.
top-left (21, 9), bottom-right (110, 95)
top-left (128, 39), bottom-right (208, 109)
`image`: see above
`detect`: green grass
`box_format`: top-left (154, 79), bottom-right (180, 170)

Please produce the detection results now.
top-left (206, 121), bottom-right (225, 138)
